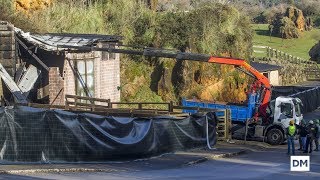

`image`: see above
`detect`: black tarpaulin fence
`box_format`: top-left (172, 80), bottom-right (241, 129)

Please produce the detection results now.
top-left (0, 106), bottom-right (217, 163)
top-left (288, 87), bottom-right (320, 114)
top-left (271, 86), bottom-right (313, 99)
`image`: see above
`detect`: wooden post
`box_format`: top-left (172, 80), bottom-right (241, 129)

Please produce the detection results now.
top-left (65, 96), bottom-right (69, 110)
top-left (169, 101), bottom-right (174, 112)
top-left (138, 103), bottom-right (142, 110)
top-left (91, 103), bottom-right (95, 112)
top-left (107, 99), bottom-right (111, 108)
top-left (74, 96), bottom-right (78, 110)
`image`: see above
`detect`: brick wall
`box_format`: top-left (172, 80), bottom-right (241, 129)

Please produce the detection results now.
top-left (96, 51), bottom-right (120, 103)
top-left (63, 58), bottom-right (76, 97)
top-left (48, 67), bottom-right (64, 105)
top-left (51, 51), bottom-right (121, 106)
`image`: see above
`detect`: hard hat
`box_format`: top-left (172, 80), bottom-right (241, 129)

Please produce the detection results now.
top-left (290, 120), bottom-right (294, 125)
top-left (314, 119), bottom-right (319, 124)
top-left (309, 120), bottom-right (314, 124)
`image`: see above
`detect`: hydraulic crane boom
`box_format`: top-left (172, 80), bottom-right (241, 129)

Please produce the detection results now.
top-left (207, 56), bottom-right (271, 120)
top-left (58, 45), bottom-right (272, 121)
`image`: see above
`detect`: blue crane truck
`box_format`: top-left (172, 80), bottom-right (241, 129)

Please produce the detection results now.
top-left (182, 93), bottom-right (303, 145)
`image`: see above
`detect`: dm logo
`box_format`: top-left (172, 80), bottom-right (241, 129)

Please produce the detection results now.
top-left (290, 156), bottom-right (310, 171)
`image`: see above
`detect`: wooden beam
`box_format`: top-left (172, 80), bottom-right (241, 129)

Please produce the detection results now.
top-left (15, 37), bottom-right (49, 71)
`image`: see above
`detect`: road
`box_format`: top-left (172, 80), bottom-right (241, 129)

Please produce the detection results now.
top-left (1, 145), bottom-right (319, 180)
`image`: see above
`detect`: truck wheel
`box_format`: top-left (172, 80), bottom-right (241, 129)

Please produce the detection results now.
top-left (266, 129), bottom-right (284, 145)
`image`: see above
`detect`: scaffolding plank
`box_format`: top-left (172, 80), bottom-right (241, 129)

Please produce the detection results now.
top-left (18, 65), bottom-right (41, 98)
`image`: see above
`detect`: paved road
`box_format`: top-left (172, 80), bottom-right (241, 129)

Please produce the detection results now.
top-left (1, 146), bottom-right (319, 180)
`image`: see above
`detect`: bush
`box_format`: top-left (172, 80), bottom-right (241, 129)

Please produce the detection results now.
top-left (5, 0), bottom-right (253, 103)
top-left (270, 6), bottom-right (308, 39)
top-left (296, 0), bottom-right (320, 17)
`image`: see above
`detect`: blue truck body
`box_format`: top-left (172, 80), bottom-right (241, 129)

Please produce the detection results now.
top-left (182, 94), bottom-right (258, 123)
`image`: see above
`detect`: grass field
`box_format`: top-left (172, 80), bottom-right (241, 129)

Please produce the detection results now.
top-left (252, 24), bottom-right (320, 60)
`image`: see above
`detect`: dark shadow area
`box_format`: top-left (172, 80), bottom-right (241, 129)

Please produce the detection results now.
top-left (150, 61), bottom-right (164, 92)
top-left (172, 60), bottom-right (184, 97)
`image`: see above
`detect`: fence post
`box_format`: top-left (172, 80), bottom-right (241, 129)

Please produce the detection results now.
top-left (107, 99), bottom-right (112, 108)
top-left (74, 96), bottom-right (78, 110)
top-left (169, 101), bottom-right (174, 112)
top-left (65, 96), bottom-right (69, 110)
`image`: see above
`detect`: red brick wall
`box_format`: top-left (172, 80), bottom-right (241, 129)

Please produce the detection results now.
top-left (48, 67), bottom-right (65, 105)
top-left (48, 50), bottom-right (120, 106)
top-left (59, 51), bottom-right (120, 105)
top-left (94, 50), bottom-right (120, 104)
top-left (63, 59), bottom-right (76, 98)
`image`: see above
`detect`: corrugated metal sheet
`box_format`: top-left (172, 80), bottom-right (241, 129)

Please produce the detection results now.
top-left (15, 28), bottom-right (122, 51)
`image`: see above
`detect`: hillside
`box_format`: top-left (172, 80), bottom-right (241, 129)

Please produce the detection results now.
top-left (0, 1), bottom-right (253, 104)
top-left (252, 24), bottom-right (320, 60)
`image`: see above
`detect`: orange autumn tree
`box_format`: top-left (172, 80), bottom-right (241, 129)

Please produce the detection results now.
top-left (14, 0), bottom-right (52, 13)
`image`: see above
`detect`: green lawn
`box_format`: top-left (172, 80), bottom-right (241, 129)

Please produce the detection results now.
top-left (252, 24), bottom-right (320, 60)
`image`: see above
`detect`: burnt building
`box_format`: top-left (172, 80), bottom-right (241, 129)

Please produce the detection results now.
top-left (14, 27), bottom-right (122, 105)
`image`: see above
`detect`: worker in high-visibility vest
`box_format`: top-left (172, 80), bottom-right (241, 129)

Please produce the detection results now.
top-left (287, 120), bottom-right (297, 155)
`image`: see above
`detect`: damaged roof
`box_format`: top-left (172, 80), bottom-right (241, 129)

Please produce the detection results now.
top-left (14, 28), bottom-right (122, 51)
top-left (250, 62), bottom-right (282, 72)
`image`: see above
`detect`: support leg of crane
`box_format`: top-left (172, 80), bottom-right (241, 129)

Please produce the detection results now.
top-left (244, 119), bottom-right (249, 144)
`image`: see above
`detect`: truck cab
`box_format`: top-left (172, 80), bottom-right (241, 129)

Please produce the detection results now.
top-left (263, 96), bottom-right (303, 144)
top-left (272, 96), bottom-right (303, 127)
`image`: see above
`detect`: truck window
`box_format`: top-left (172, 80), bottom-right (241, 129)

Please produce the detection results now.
top-left (294, 102), bottom-right (302, 117)
top-left (280, 103), bottom-right (293, 118)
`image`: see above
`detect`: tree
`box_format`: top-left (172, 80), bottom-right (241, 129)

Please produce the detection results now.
top-left (280, 25), bottom-right (285, 43)
top-left (268, 24), bottom-right (274, 41)
top-left (287, 0), bottom-right (294, 5)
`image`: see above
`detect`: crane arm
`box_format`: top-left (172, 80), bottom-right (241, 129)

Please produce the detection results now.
top-left (58, 45), bottom-right (272, 120)
top-left (207, 56), bottom-right (272, 120)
